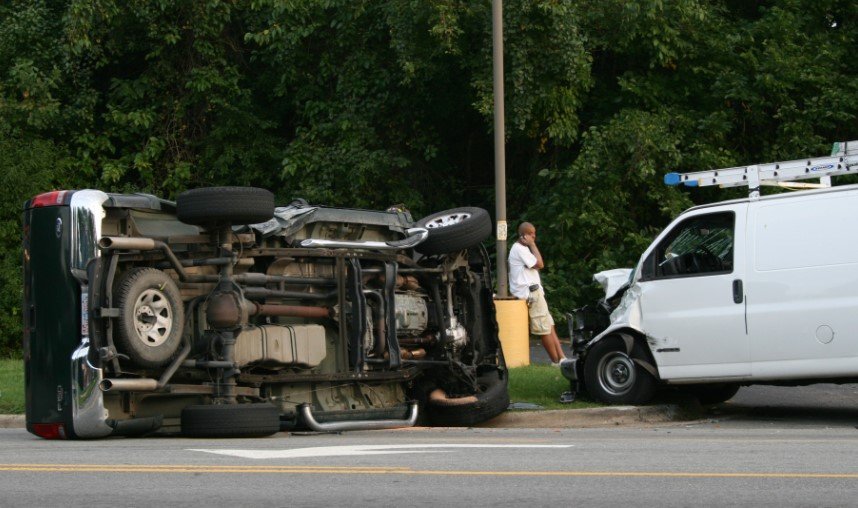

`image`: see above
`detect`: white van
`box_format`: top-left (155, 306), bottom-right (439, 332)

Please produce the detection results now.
top-left (563, 141), bottom-right (858, 405)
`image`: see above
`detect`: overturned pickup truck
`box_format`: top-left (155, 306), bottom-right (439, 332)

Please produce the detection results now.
top-left (23, 187), bottom-right (508, 439)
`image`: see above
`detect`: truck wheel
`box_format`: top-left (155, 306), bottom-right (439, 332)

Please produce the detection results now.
top-left (584, 336), bottom-right (656, 404)
top-left (181, 403), bottom-right (281, 438)
top-left (114, 268), bottom-right (184, 369)
top-left (176, 186), bottom-right (275, 226)
top-left (414, 207), bottom-right (491, 255)
top-left (683, 383), bottom-right (740, 405)
top-left (424, 366), bottom-right (509, 426)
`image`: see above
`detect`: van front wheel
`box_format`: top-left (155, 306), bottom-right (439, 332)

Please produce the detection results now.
top-left (584, 336), bottom-right (655, 404)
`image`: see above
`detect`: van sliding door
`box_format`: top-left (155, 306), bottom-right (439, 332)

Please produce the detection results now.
top-left (747, 191), bottom-right (858, 378)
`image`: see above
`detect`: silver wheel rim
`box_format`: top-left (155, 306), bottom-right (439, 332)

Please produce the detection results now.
top-left (597, 351), bottom-right (636, 396)
top-left (424, 212), bottom-right (472, 229)
top-left (133, 288), bottom-right (173, 347)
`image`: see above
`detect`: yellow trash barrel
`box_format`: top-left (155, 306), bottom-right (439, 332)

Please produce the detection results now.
top-left (493, 298), bottom-right (530, 367)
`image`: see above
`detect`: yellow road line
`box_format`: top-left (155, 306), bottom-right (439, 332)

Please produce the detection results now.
top-left (0, 464), bottom-right (857, 479)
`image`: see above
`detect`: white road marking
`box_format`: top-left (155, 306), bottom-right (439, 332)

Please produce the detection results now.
top-left (189, 444), bottom-right (573, 460)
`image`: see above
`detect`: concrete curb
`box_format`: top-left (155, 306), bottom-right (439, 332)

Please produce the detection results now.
top-left (478, 404), bottom-right (697, 429)
top-left (0, 415), bottom-right (24, 429)
top-left (0, 405), bottom-right (700, 431)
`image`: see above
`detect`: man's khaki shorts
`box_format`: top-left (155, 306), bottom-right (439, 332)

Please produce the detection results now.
top-left (527, 287), bottom-right (555, 335)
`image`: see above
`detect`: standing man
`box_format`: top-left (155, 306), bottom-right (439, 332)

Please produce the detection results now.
top-left (508, 222), bottom-right (567, 365)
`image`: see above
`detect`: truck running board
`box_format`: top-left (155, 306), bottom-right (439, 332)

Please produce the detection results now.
top-left (300, 228), bottom-right (428, 249)
top-left (298, 402), bottom-right (419, 432)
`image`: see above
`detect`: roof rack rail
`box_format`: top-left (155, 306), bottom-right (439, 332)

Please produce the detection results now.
top-left (665, 140), bottom-right (858, 198)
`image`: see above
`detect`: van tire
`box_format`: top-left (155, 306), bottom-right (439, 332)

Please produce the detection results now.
top-left (584, 336), bottom-right (656, 404)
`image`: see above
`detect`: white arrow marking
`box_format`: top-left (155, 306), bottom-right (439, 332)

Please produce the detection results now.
top-left (189, 444), bottom-right (573, 460)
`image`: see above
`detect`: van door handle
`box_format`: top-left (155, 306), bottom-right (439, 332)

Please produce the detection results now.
top-left (732, 279), bottom-right (743, 304)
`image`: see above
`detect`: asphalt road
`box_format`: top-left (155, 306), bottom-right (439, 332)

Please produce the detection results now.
top-left (710, 383), bottom-right (858, 429)
top-left (2, 421), bottom-right (858, 507)
top-left (1, 344), bottom-right (854, 506)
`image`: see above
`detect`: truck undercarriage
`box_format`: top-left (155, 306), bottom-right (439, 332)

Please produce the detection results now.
top-left (24, 187), bottom-right (508, 439)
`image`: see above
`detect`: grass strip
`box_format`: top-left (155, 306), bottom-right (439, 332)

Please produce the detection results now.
top-left (0, 358), bottom-right (23, 414)
top-left (508, 364), bottom-right (599, 410)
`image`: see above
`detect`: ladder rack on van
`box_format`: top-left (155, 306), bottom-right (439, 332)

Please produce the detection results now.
top-left (664, 140), bottom-right (858, 198)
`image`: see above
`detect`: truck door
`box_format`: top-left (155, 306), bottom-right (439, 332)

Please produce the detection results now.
top-left (637, 207), bottom-right (750, 379)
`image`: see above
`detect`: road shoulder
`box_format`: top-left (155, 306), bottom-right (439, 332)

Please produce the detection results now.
top-left (480, 404), bottom-right (701, 428)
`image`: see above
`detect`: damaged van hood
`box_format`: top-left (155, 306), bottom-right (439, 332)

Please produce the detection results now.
top-left (594, 268), bottom-right (633, 301)
top-left (589, 268), bottom-right (644, 345)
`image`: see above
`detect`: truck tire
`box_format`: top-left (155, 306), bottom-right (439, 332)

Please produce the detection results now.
top-left (114, 268), bottom-right (184, 369)
top-left (425, 367), bottom-right (509, 426)
top-left (584, 335), bottom-right (656, 404)
top-left (181, 403), bottom-right (281, 438)
top-left (176, 186), bottom-right (275, 226)
top-left (414, 207), bottom-right (491, 255)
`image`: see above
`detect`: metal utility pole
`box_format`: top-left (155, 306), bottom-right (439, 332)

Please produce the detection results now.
top-left (492, 0), bottom-right (509, 297)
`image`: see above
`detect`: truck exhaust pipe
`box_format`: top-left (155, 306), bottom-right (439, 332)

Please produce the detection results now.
top-left (98, 237), bottom-right (157, 251)
top-left (100, 378), bottom-right (159, 392)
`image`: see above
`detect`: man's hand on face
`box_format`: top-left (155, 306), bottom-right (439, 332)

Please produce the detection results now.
top-left (519, 232), bottom-right (535, 246)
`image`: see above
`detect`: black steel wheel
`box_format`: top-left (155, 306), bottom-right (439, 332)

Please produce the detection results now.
top-left (414, 207), bottom-right (491, 255)
top-left (114, 268), bottom-right (184, 369)
top-left (176, 186), bottom-right (275, 226)
top-left (583, 336), bottom-right (656, 404)
top-left (181, 403), bottom-right (281, 438)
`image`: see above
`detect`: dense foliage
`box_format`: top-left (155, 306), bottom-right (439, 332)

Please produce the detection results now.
top-left (1, 0), bottom-right (856, 353)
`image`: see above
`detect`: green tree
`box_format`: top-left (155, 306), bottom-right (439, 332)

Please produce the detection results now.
top-left (533, 0), bottom-right (858, 310)
top-left (0, 138), bottom-right (70, 355)
top-left (0, 0), bottom-right (857, 352)
top-left (65, 0), bottom-right (283, 195)
top-left (245, 0), bottom-right (592, 212)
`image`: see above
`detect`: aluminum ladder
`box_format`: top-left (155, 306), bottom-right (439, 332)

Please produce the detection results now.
top-left (664, 140), bottom-right (858, 198)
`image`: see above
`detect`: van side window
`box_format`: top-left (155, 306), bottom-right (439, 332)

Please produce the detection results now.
top-left (650, 212), bottom-right (734, 279)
